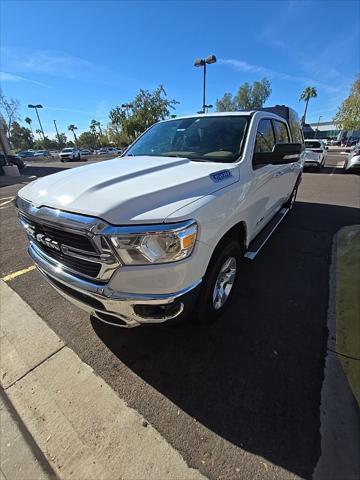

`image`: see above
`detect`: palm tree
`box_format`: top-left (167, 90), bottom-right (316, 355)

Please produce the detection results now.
top-left (35, 128), bottom-right (42, 139)
top-left (95, 121), bottom-right (103, 136)
top-left (90, 119), bottom-right (100, 147)
top-left (25, 117), bottom-right (33, 134)
top-left (67, 124), bottom-right (78, 144)
top-left (299, 87), bottom-right (317, 125)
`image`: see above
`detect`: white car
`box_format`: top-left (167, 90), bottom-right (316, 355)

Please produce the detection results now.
top-left (344, 145), bottom-right (360, 173)
top-left (97, 147), bottom-right (118, 155)
top-left (16, 107), bottom-right (304, 328)
top-left (59, 148), bottom-right (81, 162)
top-left (80, 149), bottom-right (93, 156)
top-left (304, 139), bottom-right (327, 171)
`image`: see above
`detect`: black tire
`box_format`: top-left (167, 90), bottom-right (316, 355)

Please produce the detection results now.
top-left (192, 239), bottom-right (243, 325)
top-left (61, 159), bottom-right (65, 162)
top-left (77, 154), bottom-right (80, 160)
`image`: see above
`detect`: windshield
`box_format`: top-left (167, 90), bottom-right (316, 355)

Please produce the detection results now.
top-left (125, 116), bottom-right (249, 162)
top-left (305, 141), bottom-right (322, 148)
top-left (62, 148), bottom-right (73, 152)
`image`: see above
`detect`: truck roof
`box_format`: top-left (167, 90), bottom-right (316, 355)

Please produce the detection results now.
top-left (162, 106), bottom-right (299, 123)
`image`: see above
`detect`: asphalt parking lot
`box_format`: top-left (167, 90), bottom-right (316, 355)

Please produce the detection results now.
top-left (1, 152), bottom-right (359, 479)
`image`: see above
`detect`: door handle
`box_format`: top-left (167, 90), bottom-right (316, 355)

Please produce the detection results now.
top-left (274, 172), bottom-right (283, 177)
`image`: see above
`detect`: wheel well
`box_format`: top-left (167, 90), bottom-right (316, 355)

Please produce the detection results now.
top-left (215, 221), bottom-right (247, 254)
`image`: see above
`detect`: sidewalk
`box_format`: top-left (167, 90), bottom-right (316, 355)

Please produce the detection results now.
top-left (314, 226), bottom-right (360, 480)
top-left (0, 391), bottom-right (56, 480)
top-left (0, 280), bottom-right (205, 480)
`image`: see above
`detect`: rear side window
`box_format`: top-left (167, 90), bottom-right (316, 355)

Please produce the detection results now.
top-left (305, 141), bottom-right (322, 148)
top-left (273, 120), bottom-right (290, 143)
top-left (254, 119), bottom-right (276, 153)
top-left (288, 110), bottom-right (303, 143)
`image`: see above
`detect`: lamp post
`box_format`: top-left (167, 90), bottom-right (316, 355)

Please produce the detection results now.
top-left (28, 104), bottom-right (45, 142)
top-left (53, 120), bottom-right (62, 148)
top-left (121, 103), bottom-right (134, 115)
top-left (194, 55), bottom-right (216, 113)
top-left (314, 115), bottom-right (322, 138)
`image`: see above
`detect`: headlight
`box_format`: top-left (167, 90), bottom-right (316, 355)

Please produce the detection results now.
top-left (109, 221), bottom-right (197, 265)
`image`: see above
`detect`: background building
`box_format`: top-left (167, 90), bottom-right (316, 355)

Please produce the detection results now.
top-left (303, 120), bottom-right (360, 141)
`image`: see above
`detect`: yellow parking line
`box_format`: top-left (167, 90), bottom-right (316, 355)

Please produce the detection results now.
top-left (0, 198), bottom-right (14, 207)
top-left (2, 265), bottom-right (36, 282)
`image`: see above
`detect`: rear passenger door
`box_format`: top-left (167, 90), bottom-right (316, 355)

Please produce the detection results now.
top-left (248, 118), bottom-right (285, 236)
top-left (272, 119), bottom-right (298, 201)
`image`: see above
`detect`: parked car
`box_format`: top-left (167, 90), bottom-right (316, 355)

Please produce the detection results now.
top-left (0, 153), bottom-right (26, 173)
top-left (34, 150), bottom-right (52, 158)
top-left (80, 149), bottom-right (93, 156)
top-left (97, 147), bottom-right (119, 155)
top-left (344, 144), bottom-right (360, 173)
top-left (59, 148), bottom-right (81, 162)
top-left (304, 139), bottom-right (327, 171)
top-left (17, 150), bottom-right (35, 158)
top-left (16, 106), bottom-right (304, 327)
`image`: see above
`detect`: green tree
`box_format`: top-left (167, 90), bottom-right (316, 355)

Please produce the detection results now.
top-left (216, 93), bottom-right (235, 112)
top-left (10, 122), bottom-right (33, 150)
top-left (299, 86), bottom-right (317, 125)
top-left (67, 124), bottom-right (78, 144)
top-left (58, 133), bottom-right (67, 147)
top-left (333, 76), bottom-right (360, 131)
top-left (77, 131), bottom-right (98, 149)
top-left (216, 78), bottom-right (271, 112)
top-left (109, 85), bottom-right (178, 142)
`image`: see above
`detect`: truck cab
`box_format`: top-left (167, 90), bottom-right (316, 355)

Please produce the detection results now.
top-left (16, 107), bottom-right (304, 327)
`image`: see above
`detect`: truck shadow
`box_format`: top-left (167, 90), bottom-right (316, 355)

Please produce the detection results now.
top-left (92, 201), bottom-right (359, 479)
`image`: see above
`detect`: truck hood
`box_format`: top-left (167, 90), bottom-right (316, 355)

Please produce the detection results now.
top-left (19, 155), bottom-right (239, 224)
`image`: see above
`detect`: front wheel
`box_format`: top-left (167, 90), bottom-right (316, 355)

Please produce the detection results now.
top-left (192, 240), bottom-right (242, 324)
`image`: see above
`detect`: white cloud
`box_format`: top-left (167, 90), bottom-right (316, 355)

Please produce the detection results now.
top-left (218, 58), bottom-right (342, 93)
top-left (0, 71), bottom-right (48, 87)
top-left (1, 47), bottom-right (98, 79)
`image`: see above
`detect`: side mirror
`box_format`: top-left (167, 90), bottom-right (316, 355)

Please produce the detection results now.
top-left (272, 143), bottom-right (302, 163)
top-left (253, 143), bottom-right (303, 166)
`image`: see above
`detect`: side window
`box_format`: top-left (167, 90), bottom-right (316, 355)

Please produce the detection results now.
top-left (254, 119), bottom-right (276, 153)
top-left (288, 110), bottom-right (304, 143)
top-left (273, 120), bottom-right (290, 143)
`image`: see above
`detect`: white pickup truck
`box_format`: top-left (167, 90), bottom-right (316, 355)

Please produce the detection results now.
top-left (16, 106), bottom-right (305, 328)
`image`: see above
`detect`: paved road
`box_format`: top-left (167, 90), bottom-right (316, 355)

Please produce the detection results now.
top-left (1, 152), bottom-right (359, 479)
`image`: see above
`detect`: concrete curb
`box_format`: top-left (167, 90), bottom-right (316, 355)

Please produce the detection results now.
top-left (313, 228), bottom-right (360, 480)
top-left (0, 280), bottom-right (206, 480)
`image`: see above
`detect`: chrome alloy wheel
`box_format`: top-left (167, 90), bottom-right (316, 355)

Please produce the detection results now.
top-left (212, 256), bottom-right (237, 310)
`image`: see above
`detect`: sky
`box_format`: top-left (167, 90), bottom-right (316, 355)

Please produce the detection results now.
top-left (1, 0), bottom-right (359, 138)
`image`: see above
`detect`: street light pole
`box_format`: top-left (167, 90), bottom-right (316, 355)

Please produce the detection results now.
top-left (53, 120), bottom-right (62, 147)
top-left (194, 55), bottom-right (216, 113)
top-left (28, 104), bottom-right (45, 142)
top-left (314, 115), bottom-right (322, 138)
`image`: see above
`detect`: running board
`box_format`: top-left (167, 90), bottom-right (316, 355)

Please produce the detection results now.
top-left (244, 208), bottom-right (289, 261)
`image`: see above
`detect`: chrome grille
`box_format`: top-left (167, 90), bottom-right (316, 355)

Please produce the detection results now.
top-left (17, 204), bottom-right (119, 281)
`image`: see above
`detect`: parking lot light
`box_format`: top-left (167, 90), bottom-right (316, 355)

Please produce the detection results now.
top-left (28, 104), bottom-right (45, 142)
top-left (194, 55), bottom-right (217, 113)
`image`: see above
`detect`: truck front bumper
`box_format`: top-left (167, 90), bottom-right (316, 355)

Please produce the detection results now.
top-left (29, 242), bottom-right (201, 328)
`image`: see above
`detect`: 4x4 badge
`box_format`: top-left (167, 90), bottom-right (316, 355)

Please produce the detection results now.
top-left (210, 170), bottom-right (233, 183)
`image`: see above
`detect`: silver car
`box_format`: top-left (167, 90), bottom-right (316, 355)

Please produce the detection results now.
top-left (344, 144), bottom-right (360, 172)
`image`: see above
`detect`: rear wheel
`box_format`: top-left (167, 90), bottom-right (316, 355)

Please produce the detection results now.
top-left (192, 240), bottom-right (243, 324)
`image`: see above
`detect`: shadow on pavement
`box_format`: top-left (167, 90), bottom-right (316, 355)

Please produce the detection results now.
top-left (92, 201), bottom-right (359, 479)
top-left (0, 165), bottom-right (68, 188)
